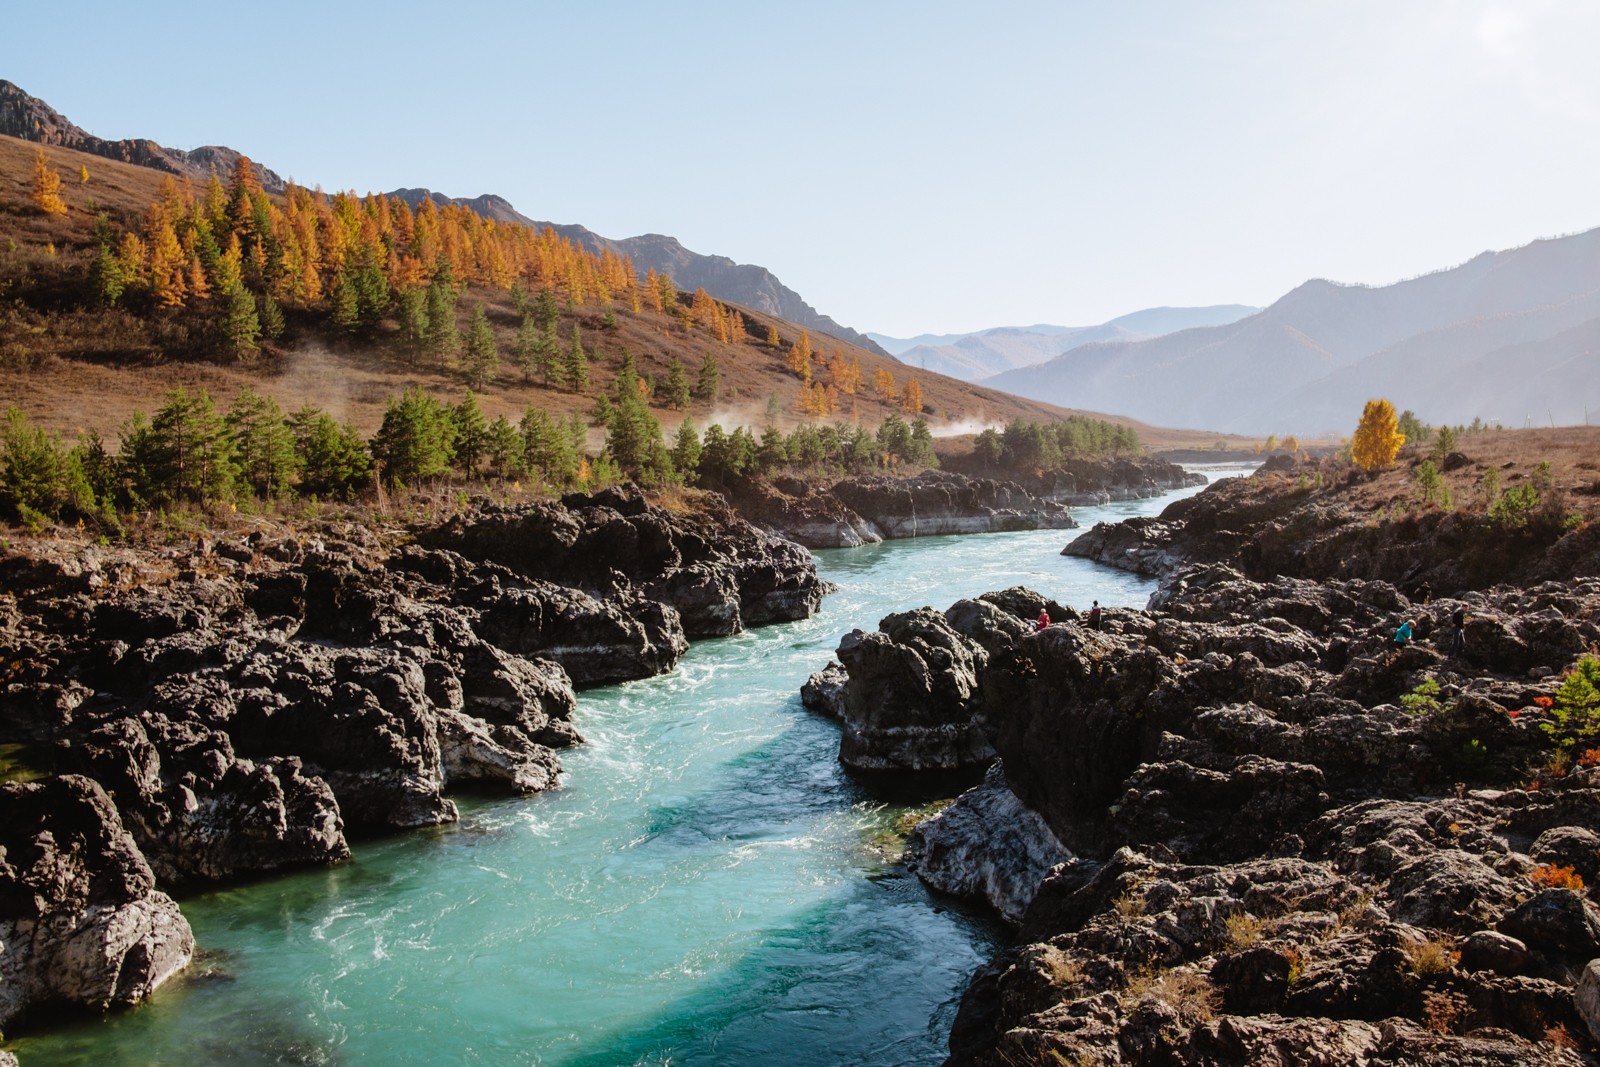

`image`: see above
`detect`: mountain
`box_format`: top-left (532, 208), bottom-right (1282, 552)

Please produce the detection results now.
top-left (870, 306), bottom-right (1259, 381)
top-left (0, 80), bottom-right (880, 357)
top-left (388, 188), bottom-right (888, 356)
top-left (0, 79), bottom-right (283, 191)
top-left (985, 231), bottom-right (1600, 435)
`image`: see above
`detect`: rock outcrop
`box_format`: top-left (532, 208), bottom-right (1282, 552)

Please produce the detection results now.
top-left (421, 486), bottom-right (828, 635)
top-left (0, 776), bottom-right (195, 1030)
top-left (805, 545), bottom-right (1600, 1062)
top-left (0, 488), bottom-right (829, 1037)
top-left (724, 460), bottom-right (1203, 549)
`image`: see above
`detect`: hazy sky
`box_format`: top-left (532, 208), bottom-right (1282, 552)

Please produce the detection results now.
top-left (8, 1), bottom-right (1598, 336)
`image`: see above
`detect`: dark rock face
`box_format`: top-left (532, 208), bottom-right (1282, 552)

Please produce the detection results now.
top-left (807, 550), bottom-right (1600, 1063)
top-left (421, 487), bottom-right (828, 636)
top-left (724, 460), bottom-right (1201, 549)
top-left (834, 609), bottom-right (994, 773)
top-left (0, 491), bottom-right (828, 1035)
top-left (0, 776), bottom-right (195, 1028)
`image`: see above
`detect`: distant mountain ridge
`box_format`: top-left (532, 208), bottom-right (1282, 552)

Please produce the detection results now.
top-left (869, 306), bottom-right (1259, 381)
top-left (0, 79), bottom-right (284, 191)
top-left (387, 189), bottom-right (888, 356)
top-left (986, 230), bottom-right (1600, 434)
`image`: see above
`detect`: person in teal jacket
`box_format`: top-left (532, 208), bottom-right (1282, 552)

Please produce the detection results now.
top-left (1392, 619), bottom-right (1414, 647)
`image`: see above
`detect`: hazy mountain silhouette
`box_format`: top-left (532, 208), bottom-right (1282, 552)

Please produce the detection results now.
top-left (870, 306), bottom-right (1258, 381)
top-left (986, 230), bottom-right (1600, 434)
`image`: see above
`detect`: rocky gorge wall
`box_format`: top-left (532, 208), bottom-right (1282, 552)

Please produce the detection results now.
top-left (802, 461), bottom-right (1600, 1064)
top-left (0, 486), bottom-right (826, 1036)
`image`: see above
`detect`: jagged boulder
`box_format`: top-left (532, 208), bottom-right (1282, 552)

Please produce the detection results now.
top-left (834, 608), bottom-right (992, 772)
top-left (0, 776), bottom-right (194, 1029)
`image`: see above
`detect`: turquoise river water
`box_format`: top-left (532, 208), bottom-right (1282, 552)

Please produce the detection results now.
top-left (12, 471), bottom-right (1240, 1067)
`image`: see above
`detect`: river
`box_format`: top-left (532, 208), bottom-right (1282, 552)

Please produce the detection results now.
top-left (11, 470), bottom-right (1240, 1067)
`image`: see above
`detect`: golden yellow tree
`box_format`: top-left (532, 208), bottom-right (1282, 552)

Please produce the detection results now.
top-left (78, 164), bottom-right (90, 184)
top-left (874, 367), bottom-right (897, 403)
top-left (766, 324), bottom-right (780, 347)
top-left (901, 378), bottom-right (924, 415)
top-left (787, 330), bottom-right (813, 382)
top-left (1352, 399), bottom-right (1405, 471)
top-left (31, 148), bottom-right (68, 216)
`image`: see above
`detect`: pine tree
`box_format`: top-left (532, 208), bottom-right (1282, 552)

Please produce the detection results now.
top-left (520, 406), bottom-right (578, 485)
top-left (286, 405), bottom-right (369, 498)
top-left (426, 275), bottom-right (460, 366)
top-left (370, 387), bottom-right (457, 486)
top-left (226, 387), bottom-right (297, 498)
top-left (223, 281), bottom-right (262, 362)
top-left (0, 408), bottom-right (65, 520)
top-left (566, 324), bottom-right (589, 391)
top-left (31, 149), bottom-right (68, 217)
top-left (671, 418), bottom-right (702, 480)
top-left (696, 352), bottom-right (721, 403)
top-left (604, 379), bottom-right (671, 483)
top-left (257, 290), bottom-right (285, 340)
top-left (88, 244), bottom-right (126, 307)
top-left (143, 387), bottom-right (236, 504)
top-left (452, 390), bottom-right (489, 474)
top-left (484, 416), bottom-right (523, 478)
top-left (464, 304), bottom-right (500, 390)
top-left (663, 358), bottom-right (691, 409)
top-left (1352, 398), bottom-right (1405, 471)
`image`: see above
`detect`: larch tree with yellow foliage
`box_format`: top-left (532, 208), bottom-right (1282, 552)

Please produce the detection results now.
top-left (787, 330), bottom-right (813, 382)
top-left (1352, 399), bottom-right (1405, 471)
top-left (31, 149), bottom-right (68, 216)
top-left (873, 367), bottom-right (898, 404)
top-left (901, 378), bottom-right (924, 415)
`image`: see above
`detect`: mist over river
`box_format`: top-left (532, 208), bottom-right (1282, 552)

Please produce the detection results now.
top-left (13, 471), bottom-right (1240, 1067)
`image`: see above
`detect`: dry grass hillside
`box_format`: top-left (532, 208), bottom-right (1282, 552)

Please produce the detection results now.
top-left (0, 135), bottom-right (1248, 454)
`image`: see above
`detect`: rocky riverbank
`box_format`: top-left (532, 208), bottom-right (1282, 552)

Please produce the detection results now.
top-left (803, 446), bottom-right (1600, 1064)
top-left (0, 486), bottom-right (826, 1036)
top-left (729, 458), bottom-right (1204, 548)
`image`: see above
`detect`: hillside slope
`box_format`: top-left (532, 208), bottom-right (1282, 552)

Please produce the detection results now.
top-left (386, 190), bottom-right (888, 357)
top-left (0, 134), bottom-right (1170, 451)
top-left (988, 230), bottom-right (1600, 435)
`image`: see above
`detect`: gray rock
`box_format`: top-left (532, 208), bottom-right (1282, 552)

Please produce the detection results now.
top-left (1578, 958), bottom-right (1600, 1045)
top-left (1459, 930), bottom-right (1531, 976)
top-left (904, 763), bottom-right (1070, 922)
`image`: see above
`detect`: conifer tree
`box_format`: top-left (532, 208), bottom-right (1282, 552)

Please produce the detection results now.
top-left (534, 287), bottom-right (560, 331)
top-left (566, 324), bottom-right (589, 391)
top-left (257, 290), bottom-right (285, 341)
top-left (31, 149), bottom-right (67, 217)
top-left (426, 275), bottom-right (460, 366)
top-left (464, 305), bottom-right (500, 390)
top-left (88, 244), bottom-right (126, 307)
top-left (787, 331), bottom-right (813, 381)
top-left (758, 425), bottom-right (788, 470)
top-left (901, 378), bottom-right (924, 415)
top-left (141, 387), bottom-right (236, 504)
top-left (223, 281), bottom-right (262, 361)
top-left (288, 406), bottom-right (371, 499)
top-left (520, 406), bottom-right (578, 484)
top-left (371, 387), bottom-right (456, 485)
top-left (226, 387), bottom-right (296, 498)
top-left (671, 418), bottom-right (702, 480)
top-left (78, 164), bottom-right (90, 184)
top-left (0, 408), bottom-right (66, 520)
top-left (766, 325), bottom-right (780, 347)
top-left (873, 367), bottom-right (898, 403)
top-left (696, 352), bottom-right (721, 403)
top-left (452, 390), bottom-right (489, 474)
top-left (663, 358), bottom-right (691, 409)
top-left (485, 416), bottom-right (523, 478)
top-left (604, 379), bottom-right (671, 483)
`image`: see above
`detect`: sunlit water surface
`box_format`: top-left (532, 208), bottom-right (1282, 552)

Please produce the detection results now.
top-left (13, 470), bottom-right (1242, 1067)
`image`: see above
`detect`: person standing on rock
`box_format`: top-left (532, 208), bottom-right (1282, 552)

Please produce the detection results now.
top-left (1035, 609), bottom-right (1050, 631)
top-left (1449, 609), bottom-right (1467, 658)
top-left (1088, 601), bottom-right (1103, 630)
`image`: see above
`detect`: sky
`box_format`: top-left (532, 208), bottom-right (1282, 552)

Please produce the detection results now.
top-left (6, 1), bottom-right (1599, 337)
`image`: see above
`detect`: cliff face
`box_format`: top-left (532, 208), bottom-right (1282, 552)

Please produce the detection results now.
top-left (0, 80), bottom-right (284, 190)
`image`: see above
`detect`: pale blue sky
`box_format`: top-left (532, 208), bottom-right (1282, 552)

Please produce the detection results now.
top-left (7, 1), bottom-right (1598, 335)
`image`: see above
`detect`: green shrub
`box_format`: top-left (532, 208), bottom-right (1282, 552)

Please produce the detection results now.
top-left (1401, 678), bottom-right (1443, 715)
top-left (1541, 655), bottom-right (1600, 750)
